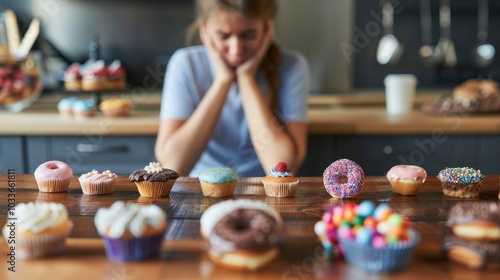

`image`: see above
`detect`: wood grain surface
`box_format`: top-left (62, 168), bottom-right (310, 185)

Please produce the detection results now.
top-left (0, 174), bottom-right (499, 279)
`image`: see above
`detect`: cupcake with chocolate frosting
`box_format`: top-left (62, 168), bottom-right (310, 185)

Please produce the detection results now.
top-left (94, 201), bottom-right (167, 261)
top-left (129, 162), bottom-right (179, 197)
top-left (262, 162), bottom-right (299, 197)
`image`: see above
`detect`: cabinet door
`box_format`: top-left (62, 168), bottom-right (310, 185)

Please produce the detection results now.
top-left (476, 135), bottom-right (500, 174)
top-left (0, 136), bottom-right (25, 173)
top-left (27, 136), bottom-right (157, 175)
top-left (336, 135), bottom-right (475, 176)
top-left (297, 135), bottom-right (336, 176)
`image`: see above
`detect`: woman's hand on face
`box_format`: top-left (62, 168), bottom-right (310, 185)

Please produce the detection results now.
top-left (236, 20), bottom-right (275, 79)
top-left (201, 25), bottom-right (235, 84)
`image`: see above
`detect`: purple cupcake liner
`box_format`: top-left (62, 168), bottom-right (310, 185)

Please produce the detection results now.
top-left (338, 230), bottom-right (420, 273)
top-left (101, 231), bottom-right (165, 262)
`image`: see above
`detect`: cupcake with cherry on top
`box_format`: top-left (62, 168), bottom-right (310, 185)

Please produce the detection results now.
top-left (262, 162), bottom-right (299, 197)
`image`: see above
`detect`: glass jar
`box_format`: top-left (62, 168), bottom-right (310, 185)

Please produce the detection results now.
top-left (0, 53), bottom-right (42, 112)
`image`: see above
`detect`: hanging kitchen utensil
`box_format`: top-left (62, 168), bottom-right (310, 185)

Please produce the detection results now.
top-left (376, 0), bottom-right (403, 65)
top-left (434, 0), bottom-right (456, 67)
top-left (419, 0), bottom-right (440, 66)
top-left (4, 9), bottom-right (20, 55)
top-left (472, 0), bottom-right (495, 68)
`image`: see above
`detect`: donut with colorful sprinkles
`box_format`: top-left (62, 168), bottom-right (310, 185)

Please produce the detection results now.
top-left (323, 159), bottom-right (365, 199)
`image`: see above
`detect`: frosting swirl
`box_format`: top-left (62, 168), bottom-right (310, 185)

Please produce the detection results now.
top-left (269, 167), bottom-right (292, 177)
top-left (94, 201), bottom-right (166, 238)
top-left (79, 169), bottom-right (117, 182)
top-left (144, 162), bottom-right (163, 174)
top-left (16, 202), bottom-right (69, 233)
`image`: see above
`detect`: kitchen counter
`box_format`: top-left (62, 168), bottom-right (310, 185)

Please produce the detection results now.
top-left (1, 89), bottom-right (500, 135)
top-left (1, 175), bottom-right (499, 279)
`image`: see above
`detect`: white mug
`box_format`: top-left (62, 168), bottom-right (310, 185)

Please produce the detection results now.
top-left (384, 74), bottom-right (418, 115)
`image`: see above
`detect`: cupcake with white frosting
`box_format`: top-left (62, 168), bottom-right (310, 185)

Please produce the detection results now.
top-left (2, 202), bottom-right (73, 259)
top-left (79, 169), bottom-right (117, 195)
top-left (94, 201), bottom-right (167, 261)
top-left (129, 162), bottom-right (180, 197)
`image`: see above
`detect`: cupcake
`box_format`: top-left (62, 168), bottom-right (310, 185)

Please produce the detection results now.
top-left (262, 162), bottom-right (299, 197)
top-left (57, 97), bottom-right (79, 117)
top-left (129, 162), bottom-right (180, 197)
top-left (63, 63), bottom-right (82, 91)
top-left (78, 169), bottom-right (117, 195)
top-left (34, 160), bottom-right (73, 192)
top-left (2, 202), bottom-right (73, 259)
top-left (94, 201), bottom-right (167, 262)
top-left (199, 167), bottom-right (238, 197)
top-left (316, 200), bottom-right (419, 272)
top-left (72, 98), bottom-right (97, 118)
top-left (99, 98), bottom-right (132, 118)
top-left (437, 167), bottom-right (485, 198)
top-left (386, 165), bottom-right (427, 195)
top-left (107, 59), bottom-right (127, 90)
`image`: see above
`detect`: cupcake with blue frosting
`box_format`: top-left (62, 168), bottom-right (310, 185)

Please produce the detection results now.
top-left (72, 98), bottom-right (97, 118)
top-left (57, 97), bottom-right (79, 117)
top-left (199, 167), bottom-right (238, 197)
top-left (262, 162), bottom-right (299, 197)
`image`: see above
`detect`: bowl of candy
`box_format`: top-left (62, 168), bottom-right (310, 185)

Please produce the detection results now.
top-left (315, 200), bottom-right (420, 273)
top-left (0, 53), bottom-right (42, 112)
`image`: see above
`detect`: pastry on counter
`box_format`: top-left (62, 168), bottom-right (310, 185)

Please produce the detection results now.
top-left (200, 199), bottom-right (285, 271)
top-left (2, 202), bottom-right (73, 259)
top-left (34, 160), bottom-right (73, 192)
top-left (199, 167), bottom-right (238, 197)
top-left (94, 201), bottom-right (167, 261)
top-left (63, 63), bottom-right (82, 91)
top-left (262, 161), bottom-right (299, 197)
top-left (444, 202), bottom-right (500, 269)
top-left (78, 169), bottom-right (117, 195)
top-left (81, 60), bottom-right (108, 91)
top-left (72, 98), bottom-right (97, 118)
top-left (107, 59), bottom-right (126, 90)
top-left (57, 96), bottom-right (79, 117)
top-left (129, 162), bottom-right (180, 197)
top-left (387, 165), bottom-right (427, 195)
top-left (437, 167), bottom-right (484, 198)
top-left (421, 79), bottom-right (500, 114)
top-left (323, 158), bottom-right (365, 199)
top-left (99, 97), bottom-right (132, 118)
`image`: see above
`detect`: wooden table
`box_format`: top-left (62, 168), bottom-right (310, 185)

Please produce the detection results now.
top-left (0, 175), bottom-right (499, 279)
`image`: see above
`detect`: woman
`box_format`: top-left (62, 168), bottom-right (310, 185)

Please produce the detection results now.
top-left (155, 0), bottom-right (309, 177)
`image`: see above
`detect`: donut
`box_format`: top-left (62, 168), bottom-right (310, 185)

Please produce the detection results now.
top-left (386, 165), bottom-right (427, 195)
top-left (444, 235), bottom-right (500, 270)
top-left (199, 199), bottom-right (284, 271)
top-left (34, 160), bottom-right (73, 192)
top-left (446, 202), bottom-right (500, 241)
top-left (323, 159), bottom-right (365, 199)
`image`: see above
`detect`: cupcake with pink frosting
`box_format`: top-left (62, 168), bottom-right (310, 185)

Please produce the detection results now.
top-left (387, 165), bottom-right (427, 195)
top-left (129, 162), bottom-right (180, 197)
top-left (78, 169), bottom-right (117, 195)
top-left (94, 201), bottom-right (167, 261)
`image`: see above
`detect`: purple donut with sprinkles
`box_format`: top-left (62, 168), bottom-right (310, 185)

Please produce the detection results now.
top-left (323, 159), bottom-right (365, 199)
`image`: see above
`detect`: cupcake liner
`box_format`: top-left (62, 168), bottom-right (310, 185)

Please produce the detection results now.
top-left (3, 221), bottom-right (73, 260)
top-left (200, 181), bottom-right (237, 197)
top-left (35, 177), bottom-right (72, 193)
top-left (135, 180), bottom-right (176, 197)
top-left (338, 230), bottom-right (420, 273)
top-left (101, 231), bottom-right (166, 262)
top-left (262, 180), bottom-right (299, 197)
top-left (79, 178), bottom-right (116, 195)
top-left (441, 182), bottom-right (481, 198)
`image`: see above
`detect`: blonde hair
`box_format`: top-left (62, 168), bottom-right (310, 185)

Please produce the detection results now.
top-left (187, 0), bottom-right (282, 111)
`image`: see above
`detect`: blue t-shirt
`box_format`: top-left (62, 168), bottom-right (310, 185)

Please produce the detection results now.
top-left (160, 45), bottom-right (309, 177)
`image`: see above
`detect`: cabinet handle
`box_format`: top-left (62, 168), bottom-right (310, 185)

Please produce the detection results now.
top-left (76, 143), bottom-right (129, 153)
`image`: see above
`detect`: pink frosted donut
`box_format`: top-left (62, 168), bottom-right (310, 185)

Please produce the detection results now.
top-left (34, 160), bottom-right (73, 192)
top-left (323, 159), bottom-right (365, 199)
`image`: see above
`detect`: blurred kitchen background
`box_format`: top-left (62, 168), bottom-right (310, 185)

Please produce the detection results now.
top-left (2, 0), bottom-right (499, 94)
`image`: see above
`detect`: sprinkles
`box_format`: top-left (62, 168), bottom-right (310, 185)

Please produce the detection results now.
top-left (438, 167), bottom-right (485, 184)
top-left (323, 159), bottom-right (365, 199)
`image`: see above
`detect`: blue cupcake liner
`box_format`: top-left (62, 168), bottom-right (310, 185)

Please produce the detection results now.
top-left (101, 231), bottom-right (166, 262)
top-left (338, 230), bottom-right (420, 273)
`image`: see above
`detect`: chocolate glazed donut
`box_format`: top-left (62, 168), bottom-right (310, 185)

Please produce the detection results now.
top-left (211, 209), bottom-right (283, 251)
